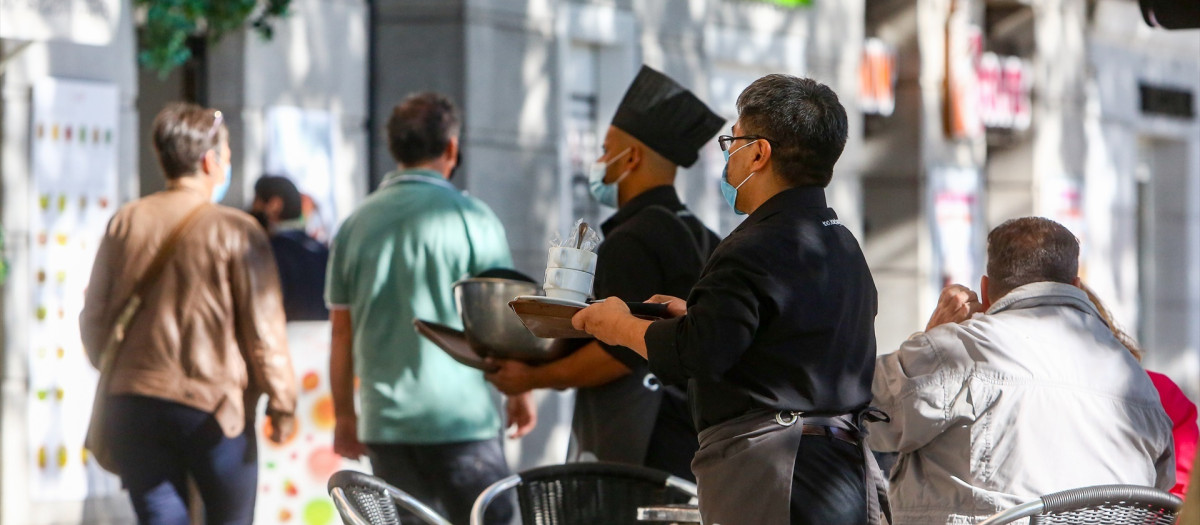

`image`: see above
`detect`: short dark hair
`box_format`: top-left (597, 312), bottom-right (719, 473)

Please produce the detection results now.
top-left (254, 175), bottom-right (303, 220)
top-left (152, 102), bottom-right (226, 179)
top-left (386, 92), bottom-right (461, 166)
top-left (986, 217), bottom-right (1080, 299)
top-left (735, 75), bottom-right (848, 187)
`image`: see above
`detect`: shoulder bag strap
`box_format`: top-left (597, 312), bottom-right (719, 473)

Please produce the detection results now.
top-left (97, 202), bottom-right (213, 375)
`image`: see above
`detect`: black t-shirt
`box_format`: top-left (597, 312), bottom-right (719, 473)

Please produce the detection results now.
top-left (645, 186), bottom-right (878, 431)
top-left (573, 185), bottom-right (719, 479)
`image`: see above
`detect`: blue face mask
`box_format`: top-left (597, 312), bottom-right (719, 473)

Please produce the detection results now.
top-left (720, 140), bottom-right (759, 215)
top-left (587, 148), bottom-right (632, 208)
top-left (212, 163), bottom-right (232, 203)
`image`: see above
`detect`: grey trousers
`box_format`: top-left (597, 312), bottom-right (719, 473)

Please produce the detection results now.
top-left (367, 438), bottom-right (514, 525)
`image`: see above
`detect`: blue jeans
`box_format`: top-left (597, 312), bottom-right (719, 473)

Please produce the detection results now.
top-left (105, 395), bottom-right (258, 525)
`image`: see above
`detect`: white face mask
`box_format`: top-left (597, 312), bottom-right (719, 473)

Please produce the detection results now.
top-left (587, 147), bottom-right (632, 208)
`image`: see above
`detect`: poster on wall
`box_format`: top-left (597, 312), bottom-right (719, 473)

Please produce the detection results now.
top-left (264, 106), bottom-right (338, 242)
top-left (1040, 176), bottom-right (1088, 279)
top-left (861, 38), bottom-right (897, 117)
top-left (978, 53), bottom-right (1032, 131)
top-left (929, 167), bottom-right (984, 297)
top-left (28, 78), bottom-right (121, 500)
top-left (943, 1), bottom-right (984, 140)
top-left (254, 322), bottom-right (369, 525)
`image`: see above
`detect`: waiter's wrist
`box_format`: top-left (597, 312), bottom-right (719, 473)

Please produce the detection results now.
top-left (617, 316), bottom-right (652, 358)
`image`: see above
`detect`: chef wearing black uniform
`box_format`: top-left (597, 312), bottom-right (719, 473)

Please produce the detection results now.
top-left (485, 65), bottom-right (723, 481)
top-left (573, 74), bottom-right (887, 525)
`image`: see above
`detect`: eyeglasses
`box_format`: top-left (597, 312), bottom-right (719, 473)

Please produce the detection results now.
top-left (717, 134), bottom-right (773, 152)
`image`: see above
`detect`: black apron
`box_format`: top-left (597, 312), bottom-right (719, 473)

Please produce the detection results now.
top-left (571, 370), bottom-right (663, 465)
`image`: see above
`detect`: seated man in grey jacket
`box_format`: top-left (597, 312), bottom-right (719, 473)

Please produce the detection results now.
top-left (869, 217), bottom-right (1175, 525)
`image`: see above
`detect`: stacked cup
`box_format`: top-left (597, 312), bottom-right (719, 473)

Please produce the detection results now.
top-left (544, 246), bottom-right (598, 303)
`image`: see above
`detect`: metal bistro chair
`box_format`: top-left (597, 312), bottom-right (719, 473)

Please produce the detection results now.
top-left (328, 470), bottom-right (453, 525)
top-left (470, 462), bottom-right (698, 525)
top-left (977, 484), bottom-right (1183, 525)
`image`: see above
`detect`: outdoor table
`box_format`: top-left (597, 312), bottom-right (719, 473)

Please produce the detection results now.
top-left (637, 504), bottom-right (702, 524)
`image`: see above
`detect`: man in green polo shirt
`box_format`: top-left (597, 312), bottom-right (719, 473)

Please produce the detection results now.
top-left (326, 92), bottom-right (535, 525)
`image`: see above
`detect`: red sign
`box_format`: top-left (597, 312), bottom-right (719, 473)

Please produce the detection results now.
top-left (978, 53), bottom-right (1031, 130)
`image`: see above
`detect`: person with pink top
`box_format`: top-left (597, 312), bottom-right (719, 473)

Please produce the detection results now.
top-left (1082, 284), bottom-right (1196, 498)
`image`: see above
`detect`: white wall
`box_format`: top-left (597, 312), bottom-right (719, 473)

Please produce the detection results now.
top-left (1087, 0), bottom-right (1200, 400)
top-left (209, 0), bottom-right (370, 223)
top-left (0, 3), bottom-right (139, 523)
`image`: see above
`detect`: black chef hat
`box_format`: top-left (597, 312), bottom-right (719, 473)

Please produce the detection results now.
top-left (611, 65), bottom-right (725, 168)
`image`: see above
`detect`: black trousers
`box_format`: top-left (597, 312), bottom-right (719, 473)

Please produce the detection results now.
top-left (790, 435), bottom-right (868, 525)
top-left (366, 438), bottom-right (514, 525)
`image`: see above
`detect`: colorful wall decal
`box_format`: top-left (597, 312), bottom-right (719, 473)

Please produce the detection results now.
top-left (27, 78), bottom-right (122, 501)
top-left (254, 321), bottom-right (369, 525)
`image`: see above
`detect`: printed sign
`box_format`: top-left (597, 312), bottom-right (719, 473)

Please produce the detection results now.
top-left (929, 167), bottom-right (984, 293)
top-left (861, 38), bottom-right (897, 117)
top-left (28, 78), bottom-right (121, 500)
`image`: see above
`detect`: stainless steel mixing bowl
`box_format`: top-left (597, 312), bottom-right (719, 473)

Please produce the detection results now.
top-left (453, 277), bottom-right (559, 361)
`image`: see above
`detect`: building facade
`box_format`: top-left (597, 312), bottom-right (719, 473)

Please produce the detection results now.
top-left (1, 0), bottom-right (1196, 523)
top-left (862, 0), bottom-right (1199, 401)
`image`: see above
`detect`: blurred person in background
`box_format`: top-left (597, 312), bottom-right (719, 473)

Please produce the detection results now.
top-left (251, 175), bottom-right (330, 322)
top-left (1081, 283), bottom-right (1196, 499)
top-left (81, 102), bottom-right (297, 525)
top-left (326, 92), bottom-right (534, 525)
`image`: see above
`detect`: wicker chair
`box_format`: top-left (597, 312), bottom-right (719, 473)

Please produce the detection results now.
top-left (977, 484), bottom-right (1183, 525)
top-left (469, 462), bottom-right (698, 525)
top-left (327, 470), bottom-right (453, 525)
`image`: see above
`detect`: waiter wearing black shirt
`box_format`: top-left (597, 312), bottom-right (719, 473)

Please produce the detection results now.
top-left (574, 75), bottom-right (887, 525)
top-left (485, 66), bottom-right (723, 481)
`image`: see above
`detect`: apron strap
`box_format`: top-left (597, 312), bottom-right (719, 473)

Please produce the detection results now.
top-left (853, 407), bottom-right (892, 525)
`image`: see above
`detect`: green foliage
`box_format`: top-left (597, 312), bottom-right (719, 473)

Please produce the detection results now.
top-left (137, 0), bottom-right (292, 77)
top-left (763, 0), bottom-right (813, 6)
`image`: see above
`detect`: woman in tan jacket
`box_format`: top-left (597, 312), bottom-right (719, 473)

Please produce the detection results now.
top-left (80, 102), bottom-right (296, 525)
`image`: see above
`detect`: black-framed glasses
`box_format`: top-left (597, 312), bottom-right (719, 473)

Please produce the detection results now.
top-left (717, 134), bottom-right (773, 152)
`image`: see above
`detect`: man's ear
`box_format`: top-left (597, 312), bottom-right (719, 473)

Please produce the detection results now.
top-left (1071, 276), bottom-right (1082, 288)
top-left (749, 139), bottom-right (772, 173)
top-left (981, 275), bottom-right (992, 310)
top-left (627, 144), bottom-right (643, 172)
top-left (446, 136), bottom-right (460, 163)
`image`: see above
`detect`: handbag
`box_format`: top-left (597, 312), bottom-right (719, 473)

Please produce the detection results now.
top-left (85, 203), bottom-right (212, 474)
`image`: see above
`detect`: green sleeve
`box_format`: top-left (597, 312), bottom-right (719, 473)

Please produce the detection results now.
top-left (324, 229), bottom-right (351, 307)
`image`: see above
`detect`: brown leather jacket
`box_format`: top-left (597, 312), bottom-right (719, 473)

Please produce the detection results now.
top-left (80, 179), bottom-right (296, 437)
